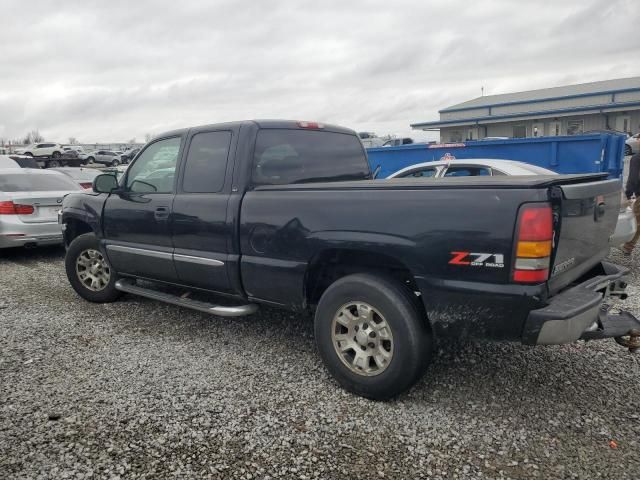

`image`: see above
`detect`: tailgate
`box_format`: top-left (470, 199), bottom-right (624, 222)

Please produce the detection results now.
top-left (548, 178), bottom-right (621, 293)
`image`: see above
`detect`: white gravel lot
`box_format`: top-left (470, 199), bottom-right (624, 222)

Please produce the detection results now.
top-left (1, 245), bottom-right (639, 479)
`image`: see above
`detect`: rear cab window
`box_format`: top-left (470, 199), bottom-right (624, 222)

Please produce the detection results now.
top-left (252, 129), bottom-right (369, 186)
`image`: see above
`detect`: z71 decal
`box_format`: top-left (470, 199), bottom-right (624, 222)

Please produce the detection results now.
top-left (449, 251), bottom-right (505, 268)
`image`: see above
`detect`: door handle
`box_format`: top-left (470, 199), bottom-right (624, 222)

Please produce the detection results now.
top-left (154, 206), bottom-right (169, 220)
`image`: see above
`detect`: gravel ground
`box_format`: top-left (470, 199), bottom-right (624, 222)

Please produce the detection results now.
top-left (1, 245), bottom-right (639, 479)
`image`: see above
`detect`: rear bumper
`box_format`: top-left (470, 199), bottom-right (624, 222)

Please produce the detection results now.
top-left (522, 262), bottom-right (640, 345)
top-left (0, 220), bottom-right (63, 248)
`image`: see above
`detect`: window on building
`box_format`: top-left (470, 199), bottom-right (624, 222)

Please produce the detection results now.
top-left (449, 131), bottom-right (463, 142)
top-left (512, 125), bottom-right (527, 138)
top-left (567, 120), bottom-right (584, 136)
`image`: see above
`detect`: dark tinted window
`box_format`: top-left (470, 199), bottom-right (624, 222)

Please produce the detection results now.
top-left (182, 131), bottom-right (231, 193)
top-left (252, 129), bottom-right (369, 186)
top-left (443, 166), bottom-right (491, 177)
top-left (400, 168), bottom-right (437, 178)
top-left (0, 173), bottom-right (82, 192)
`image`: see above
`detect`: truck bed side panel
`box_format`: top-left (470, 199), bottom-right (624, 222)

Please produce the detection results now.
top-left (239, 186), bottom-right (545, 308)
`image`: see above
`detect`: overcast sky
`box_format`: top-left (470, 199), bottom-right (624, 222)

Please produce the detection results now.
top-left (0, 0), bottom-right (638, 144)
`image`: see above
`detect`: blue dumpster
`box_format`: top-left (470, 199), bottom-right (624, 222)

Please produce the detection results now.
top-left (367, 133), bottom-right (626, 179)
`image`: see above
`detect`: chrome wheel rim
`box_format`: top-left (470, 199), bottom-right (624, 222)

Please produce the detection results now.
top-left (331, 302), bottom-right (394, 376)
top-left (76, 249), bottom-right (111, 292)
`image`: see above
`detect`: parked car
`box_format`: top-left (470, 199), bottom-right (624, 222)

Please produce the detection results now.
top-left (387, 158), bottom-right (637, 247)
top-left (0, 155), bottom-right (40, 169)
top-left (50, 167), bottom-right (102, 190)
top-left (85, 150), bottom-right (122, 166)
top-left (626, 133), bottom-right (639, 155)
top-left (382, 137), bottom-right (414, 147)
top-left (62, 145), bottom-right (85, 154)
top-left (358, 133), bottom-right (385, 148)
top-left (15, 143), bottom-right (64, 158)
top-left (120, 148), bottom-right (140, 163)
top-left (0, 168), bottom-right (83, 249)
top-left (60, 119), bottom-right (640, 400)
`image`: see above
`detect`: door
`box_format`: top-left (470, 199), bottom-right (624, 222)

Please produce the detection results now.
top-left (171, 129), bottom-right (235, 293)
top-left (548, 121), bottom-right (561, 136)
top-left (102, 136), bottom-right (182, 282)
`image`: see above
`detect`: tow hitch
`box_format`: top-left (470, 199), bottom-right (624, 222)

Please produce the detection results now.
top-left (614, 329), bottom-right (640, 353)
top-left (581, 308), bottom-right (640, 353)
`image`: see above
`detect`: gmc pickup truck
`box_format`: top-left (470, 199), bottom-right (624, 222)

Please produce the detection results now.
top-left (59, 120), bottom-right (640, 400)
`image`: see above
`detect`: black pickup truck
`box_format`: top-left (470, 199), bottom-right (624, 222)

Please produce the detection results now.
top-left (59, 120), bottom-right (640, 399)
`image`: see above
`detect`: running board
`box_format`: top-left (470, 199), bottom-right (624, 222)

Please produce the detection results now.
top-left (115, 279), bottom-right (259, 317)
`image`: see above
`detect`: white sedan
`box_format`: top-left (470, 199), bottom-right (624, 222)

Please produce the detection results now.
top-left (387, 158), bottom-right (636, 247)
top-left (0, 168), bottom-right (83, 249)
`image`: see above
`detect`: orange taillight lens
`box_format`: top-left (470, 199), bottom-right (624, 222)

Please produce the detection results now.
top-left (513, 204), bottom-right (553, 284)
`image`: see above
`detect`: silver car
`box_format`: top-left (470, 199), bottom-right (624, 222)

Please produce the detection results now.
top-left (85, 150), bottom-right (122, 166)
top-left (387, 158), bottom-right (637, 246)
top-left (0, 168), bottom-right (83, 249)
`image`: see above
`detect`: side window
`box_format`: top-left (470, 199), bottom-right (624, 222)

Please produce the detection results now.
top-left (401, 168), bottom-right (436, 178)
top-left (126, 137), bottom-right (181, 193)
top-left (36, 144), bottom-right (45, 149)
top-left (182, 131), bottom-right (231, 193)
top-left (443, 166), bottom-right (491, 177)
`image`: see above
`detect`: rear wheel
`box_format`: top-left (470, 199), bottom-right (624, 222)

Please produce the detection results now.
top-left (46, 159), bottom-right (61, 168)
top-left (52, 151), bottom-right (61, 159)
top-left (111, 159), bottom-right (120, 166)
top-left (24, 152), bottom-right (33, 156)
top-left (314, 273), bottom-right (432, 400)
top-left (65, 233), bottom-right (122, 303)
top-left (86, 156), bottom-right (95, 164)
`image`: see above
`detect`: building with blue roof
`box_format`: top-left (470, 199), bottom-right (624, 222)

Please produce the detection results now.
top-left (412, 76), bottom-right (640, 142)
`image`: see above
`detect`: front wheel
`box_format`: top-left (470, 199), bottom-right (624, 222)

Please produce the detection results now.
top-left (46, 159), bottom-right (61, 168)
top-left (65, 233), bottom-right (122, 303)
top-left (86, 156), bottom-right (95, 164)
top-left (111, 159), bottom-right (120, 166)
top-left (314, 273), bottom-right (432, 400)
top-left (52, 151), bottom-right (61, 159)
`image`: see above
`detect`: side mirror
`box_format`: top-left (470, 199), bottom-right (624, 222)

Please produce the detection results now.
top-left (93, 174), bottom-right (119, 193)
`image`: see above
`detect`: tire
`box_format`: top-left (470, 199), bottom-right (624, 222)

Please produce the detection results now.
top-left (52, 151), bottom-right (61, 159)
top-left (24, 152), bottom-right (33, 157)
top-left (65, 233), bottom-right (122, 303)
top-left (86, 156), bottom-right (95, 164)
top-left (46, 159), bottom-right (61, 168)
top-left (111, 159), bottom-right (120, 166)
top-left (625, 144), bottom-right (633, 156)
top-left (314, 273), bottom-right (432, 400)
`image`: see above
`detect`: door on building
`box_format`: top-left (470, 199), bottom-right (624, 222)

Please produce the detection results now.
top-left (512, 125), bottom-right (527, 138)
top-left (532, 122), bottom-right (544, 137)
top-left (615, 115), bottom-right (631, 134)
top-left (548, 121), bottom-right (561, 136)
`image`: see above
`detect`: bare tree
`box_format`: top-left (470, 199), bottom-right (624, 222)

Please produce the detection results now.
top-left (23, 130), bottom-right (44, 144)
top-left (127, 137), bottom-right (136, 144)
top-left (144, 133), bottom-right (153, 143)
top-left (68, 137), bottom-right (78, 145)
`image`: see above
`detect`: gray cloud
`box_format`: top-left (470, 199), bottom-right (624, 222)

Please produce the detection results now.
top-left (0, 0), bottom-right (638, 143)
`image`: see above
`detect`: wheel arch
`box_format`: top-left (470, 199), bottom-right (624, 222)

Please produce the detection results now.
top-left (63, 217), bottom-right (94, 246)
top-left (304, 247), bottom-right (429, 326)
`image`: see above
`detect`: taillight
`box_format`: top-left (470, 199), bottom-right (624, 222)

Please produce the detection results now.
top-left (0, 201), bottom-right (35, 215)
top-left (513, 203), bottom-right (553, 283)
top-left (80, 182), bottom-right (93, 189)
top-left (297, 121), bottom-right (324, 129)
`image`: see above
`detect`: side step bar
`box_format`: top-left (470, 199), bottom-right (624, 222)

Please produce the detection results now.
top-left (115, 279), bottom-right (259, 317)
